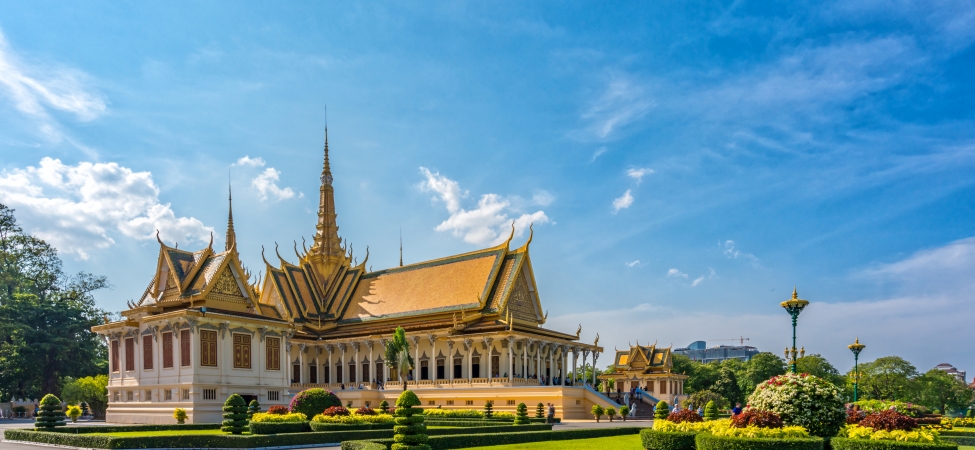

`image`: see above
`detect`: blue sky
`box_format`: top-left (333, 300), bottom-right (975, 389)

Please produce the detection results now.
top-left (1, 1), bottom-right (974, 375)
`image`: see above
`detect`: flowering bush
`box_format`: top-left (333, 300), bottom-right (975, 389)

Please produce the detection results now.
top-left (860, 410), bottom-right (917, 432)
top-left (322, 406), bottom-right (350, 417)
top-left (951, 417), bottom-right (975, 427)
top-left (847, 409), bottom-right (866, 424)
top-left (840, 424), bottom-right (942, 443)
top-left (422, 408), bottom-right (483, 417)
top-left (267, 405), bottom-right (289, 415)
top-left (354, 407), bottom-right (375, 416)
top-left (653, 419), bottom-right (726, 433)
top-left (731, 409), bottom-right (783, 429)
top-left (653, 418), bottom-right (809, 438)
top-left (311, 411), bottom-right (394, 424)
top-left (667, 409), bottom-right (703, 423)
top-left (289, 388), bottom-right (341, 419)
top-left (251, 412), bottom-right (307, 423)
top-left (854, 400), bottom-right (929, 418)
top-left (493, 411), bottom-right (516, 419)
top-left (747, 372), bottom-right (845, 438)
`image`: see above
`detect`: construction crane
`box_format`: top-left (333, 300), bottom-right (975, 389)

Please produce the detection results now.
top-left (709, 336), bottom-right (751, 345)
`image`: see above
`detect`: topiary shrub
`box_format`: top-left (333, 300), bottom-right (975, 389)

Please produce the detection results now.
top-left (247, 399), bottom-right (261, 418)
top-left (392, 390), bottom-right (429, 450)
top-left (35, 394), bottom-right (66, 430)
top-left (536, 403), bottom-right (545, 419)
top-left (484, 401), bottom-right (493, 419)
top-left (655, 401), bottom-right (671, 421)
top-left (267, 405), bottom-right (289, 415)
top-left (606, 407), bottom-right (617, 422)
top-left (66, 405), bottom-right (82, 423)
top-left (324, 406), bottom-right (351, 416)
top-left (731, 409), bottom-right (784, 429)
top-left (619, 405), bottom-right (630, 421)
top-left (221, 394), bottom-right (249, 434)
top-left (860, 410), bottom-right (918, 432)
top-left (641, 428), bottom-right (697, 450)
top-left (379, 400), bottom-right (390, 414)
top-left (289, 388), bottom-right (342, 419)
top-left (514, 403), bottom-right (530, 425)
top-left (592, 405), bottom-right (604, 422)
top-left (704, 401), bottom-right (718, 421)
top-left (668, 409), bottom-right (704, 423)
top-left (748, 372), bottom-right (845, 438)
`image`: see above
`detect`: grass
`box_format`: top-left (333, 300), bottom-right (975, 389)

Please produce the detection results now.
top-left (463, 434), bottom-right (644, 450)
top-left (96, 429), bottom-right (234, 437)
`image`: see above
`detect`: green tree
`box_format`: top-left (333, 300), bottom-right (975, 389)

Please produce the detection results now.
top-left (591, 404), bottom-right (604, 422)
top-left (221, 394), bottom-right (249, 434)
top-left (703, 400), bottom-right (718, 421)
top-left (384, 326), bottom-right (414, 389)
top-left (744, 353), bottom-right (786, 391)
top-left (247, 399), bottom-right (261, 418)
top-left (688, 390), bottom-right (728, 410)
top-left (858, 356), bottom-right (919, 401)
top-left (796, 354), bottom-right (845, 388)
top-left (682, 360), bottom-right (721, 394)
top-left (915, 369), bottom-right (974, 415)
top-left (60, 375), bottom-right (108, 419)
top-left (713, 367), bottom-right (743, 405)
top-left (654, 401), bottom-right (670, 420)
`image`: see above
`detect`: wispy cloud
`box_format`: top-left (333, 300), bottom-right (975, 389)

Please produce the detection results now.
top-left (579, 75), bottom-right (655, 140)
top-left (0, 29), bottom-right (106, 143)
top-left (234, 156), bottom-right (266, 167)
top-left (723, 240), bottom-right (760, 266)
top-left (667, 268), bottom-right (688, 279)
top-left (627, 167), bottom-right (654, 184)
top-left (252, 167), bottom-right (298, 202)
top-left (0, 157), bottom-right (211, 259)
top-left (612, 189), bottom-right (633, 212)
top-left (419, 167), bottom-right (549, 245)
top-left (626, 260), bottom-right (644, 268)
top-left (590, 146), bottom-right (608, 162)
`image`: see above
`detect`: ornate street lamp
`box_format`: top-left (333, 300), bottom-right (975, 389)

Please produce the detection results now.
top-left (780, 287), bottom-right (809, 374)
top-left (848, 337), bottom-right (865, 402)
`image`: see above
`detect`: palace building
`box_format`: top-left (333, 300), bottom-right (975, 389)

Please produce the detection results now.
top-left (92, 130), bottom-right (610, 423)
top-left (598, 343), bottom-right (688, 407)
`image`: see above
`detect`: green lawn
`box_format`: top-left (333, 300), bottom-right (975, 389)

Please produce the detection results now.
top-left (97, 429), bottom-right (231, 437)
top-left (463, 434), bottom-right (644, 450)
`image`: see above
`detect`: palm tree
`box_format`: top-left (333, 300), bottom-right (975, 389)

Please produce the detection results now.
top-left (384, 326), bottom-right (414, 389)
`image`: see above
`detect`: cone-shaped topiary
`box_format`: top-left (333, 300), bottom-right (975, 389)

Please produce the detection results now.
top-left (536, 402), bottom-right (545, 418)
top-left (380, 400), bottom-right (390, 414)
top-left (247, 399), bottom-right (261, 418)
top-left (392, 390), bottom-right (429, 450)
top-left (654, 401), bottom-right (670, 421)
top-left (35, 394), bottom-right (66, 430)
top-left (221, 394), bottom-right (249, 434)
top-left (484, 400), bottom-right (493, 418)
top-left (514, 402), bottom-right (530, 425)
top-left (704, 400), bottom-right (718, 421)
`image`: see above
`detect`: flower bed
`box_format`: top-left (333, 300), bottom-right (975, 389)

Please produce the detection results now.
top-left (830, 438), bottom-right (959, 449)
top-left (340, 426), bottom-right (642, 450)
top-left (695, 432), bottom-right (824, 450)
top-left (747, 373), bottom-right (846, 438)
top-left (312, 412), bottom-right (395, 425)
top-left (853, 401), bottom-right (930, 418)
top-left (249, 412), bottom-right (310, 435)
top-left (3, 428), bottom-right (395, 449)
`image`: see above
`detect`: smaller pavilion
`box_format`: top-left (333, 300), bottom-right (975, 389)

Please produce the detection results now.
top-left (598, 343), bottom-right (688, 405)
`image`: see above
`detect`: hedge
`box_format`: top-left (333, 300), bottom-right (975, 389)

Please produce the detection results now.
top-left (30, 423), bottom-right (221, 434)
top-left (311, 422), bottom-right (396, 432)
top-left (422, 419), bottom-right (529, 428)
top-left (942, 437), bottom-right (975, 446)
top-left (695, 432), bottom-right (824, 450)
top-left (427, 424), bottom-right (551, 436)
top-left (248, 421), bottom-right (311, 434)
top-left (4, 428), bottom-right (394, 449)
top-left (640, 429), bottom-right (697, 450)
top-left (343, 426), bottom-right (642, 450)
top-left (342, 442), bottom-right (388, 450)
top-left (830, 439), bottom-right (959, 450)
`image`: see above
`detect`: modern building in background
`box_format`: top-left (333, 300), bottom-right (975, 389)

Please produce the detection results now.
top-left (935, 363), bottom-right (967, 383)
top-left (673, 341), bottom-right (760, 363)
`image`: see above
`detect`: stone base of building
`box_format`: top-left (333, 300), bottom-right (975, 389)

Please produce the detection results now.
top-left (106, 385), bottom-right (620, 423)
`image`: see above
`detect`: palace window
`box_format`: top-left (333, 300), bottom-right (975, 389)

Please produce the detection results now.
top-left (164, 389), bottom-right (173, 401)
top-left (471, 356), bottom-right (480, 378)
top-left (348, 362), bottom-right (357, 383)
top-left (446, 400), bottom-right (454, 406)
top-left (453, 357), bottom-right (462, 379)
top-left (428, 400), bottom-right (435, 406)
top-left (124, 338), bottom-right (135, 371)
top-left (335, 364), bottom-right (343, 383)
top-left (309, 364), bottom-right (318, 384)
top-left (126, 390), bottom-right (133, 401)
top-left (361, 361), bottom-right (370, 382)
top-left (203, 388), bottom-right (217, 400)
top-left (323, 365), bottom-right (330, 383)
top-left (144, 389), bottom-right (152, 401)
top-left (162, 332), bottom-right (174, 368)
top-left (420, 360), bottom-right (429, 380)
top-left (268, 391), bottom-right (280, 401)
top-left (180, 329), bottom-right (191, 366)
top-left (436, 358), bottom-right (445, 380)
top-left (143, 335), bottom-right (153, 370)
top-left (507, 400), bottom-right (516, 406)
top-left (266, 337), bottom-right (280, 370)
top-left (232, 333), bottom-right (251, 369)
top-left (111, 340), bottom-right (120, 373)
top-left (181, 389), bottom-right (190, 400)
top-left (465, 400), bottom-right (474, 406)
top-left (200, 330), bottom-right (218, 367)
top-left (113, 391), bottom-right (120, 402)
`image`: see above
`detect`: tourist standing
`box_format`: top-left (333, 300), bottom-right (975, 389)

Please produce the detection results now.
top-left (732, 403), bottom-right (742, 416)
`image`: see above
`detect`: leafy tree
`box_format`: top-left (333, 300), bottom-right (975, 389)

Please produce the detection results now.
top-left (619, 404), bottom-right (630, 421)
top-left (591, 404), bottom-right (604, 422)
top-left (384, 327), bottom-right (414, 389)
top-left (713, 367), bottom-right (743, 405)
top-left (60, 375), bottom-right (108, 419)
top-left (796, 354), bottom-right (845, 388)
top-left (744, 353), bottom-right (786, 391)
top-left (221, 394), bottom-right (249, 434)
top-left (915, 369), bottom-right (974, 414)
top-left (858, 356), bottom-right (919, 401)
top-left (688, 390), bottom-right (728, 410)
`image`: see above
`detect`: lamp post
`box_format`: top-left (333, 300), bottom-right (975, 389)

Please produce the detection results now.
top-left (780, 287), bottom-right (809, 374)
top-left (848, 337), bottom-right (865, 402)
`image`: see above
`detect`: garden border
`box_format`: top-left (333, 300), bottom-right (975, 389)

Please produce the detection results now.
top-left (830, 438), bottom-right (960, 450)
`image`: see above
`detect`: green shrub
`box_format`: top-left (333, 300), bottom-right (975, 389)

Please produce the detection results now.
top-left (748, 373), bottom-right (845, 438)
top-left (606, 406), bottom-right (617, 421)
top-left (392, 390), bottom-right (429, 450)
top-left (290, 388), bottom-right (342, 419)
top-left (173, 408), bottom-right (188, 423)
top-left (4, 428), bottom-right (395, 449)
top-left (311, 422), bottom-right (395, 432)
top-left (514, 403), bottom-right (530, 425)
top-left (423, 419), bottom-right (522, 428)
top-left (380, 401), bottom-right (390, 414)
top-left (248, 422), bottom-right (310, 434)
top-left (27, 423), bottom-right (220, 434)
top-left (689, 390), bottom-right (729, 410)
top-left (641, 429), bottom-right (697, 450)
top-left (248, 399), bottom-right (261, 418)
top-left (830, 438), bottom-right (959, 449)
top-left (66, 405), bottom-right (82, 422)
top-left (704, 401), bottom-right (719, 421)
top-left (536, 403), bottom-right (544, 418)
top-left (483, 401), bottom-right (493, 419)
top-left (422, 409), bottom-right (482, 418)
top-left (35, 394), bottom-right (66, 430)
top-left (312, 413), bottom-right (395, 425)
top-left (695, 432), bottom-right (824, 450)
top-left (592, 405), bottom-right (604, 422)
top-left (342, 442), bottom-right (388, 450)
top-left (656, 401), bottom-right (671, 420)
top-left (619, 405), bottom-right (630, 420)
top-left (221, 394), bottom-right (249, 434)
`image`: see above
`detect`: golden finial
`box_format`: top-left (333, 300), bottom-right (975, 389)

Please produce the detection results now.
top-left (792, 286), bottom-right (798, 299)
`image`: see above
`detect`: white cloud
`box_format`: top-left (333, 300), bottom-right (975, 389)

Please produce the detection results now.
top-left (691, 276), bottom-right (705, 287)
top-left (667, 268), bottom-right (688, 279)
top-left (581, 75), bottom-right (655, 140)
top-left (234, 156), bottom-right (266, 167)
top-left (626, 260), bottom-right (642, 268)
top-left (531, 190), bottom-right (555, 207)
top-left (252, 167), bottom-right (297, 202)
top-left (723, 240), bottom-right (760, 266)
top-left (0, 157), bottom-right (212, 259)
top-left (612, 189), bottom-right (633, 212)
top-left (591, 146), bottom-right (609, 162)
top-left (0, 30), bottom-right (107, 140)
top-left (627, 167), bottom-right (654, 184)
top-left (419, 167), bottom-right (549, 246)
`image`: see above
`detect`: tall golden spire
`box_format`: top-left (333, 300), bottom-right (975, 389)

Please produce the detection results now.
top-left (226, 180), bottom-right (237, 252)
top-left (311, 117), bottom-right (343, 264)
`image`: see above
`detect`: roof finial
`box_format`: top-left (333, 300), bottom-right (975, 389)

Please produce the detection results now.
top-left (226, 176), bottom-right (237, 252)
top-left (792, 286), bottom-right (798, 299)
top-left (322, 105), bottom-right (331, 180)
top-left (399, 227), bottom-right (403, 267)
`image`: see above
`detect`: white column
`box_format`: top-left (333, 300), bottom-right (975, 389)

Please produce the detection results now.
top-left (536, 343), bottom-right (542, 383)
top-left (428, 335), bottom-right (437, 383)
top-left (581, 349), bottom-right (590, 385)
top-left (339, 343), bottom-right (347, 385)
top-left (548, 345), bottom-right (554, 386)
top-left (507, 337), bottom-right (514, 382)
top-left (562, 346), bottom-right (567, 387)
top-left (464, 338), bottom-right (473, 381)
top-left (447, 340), bottom-right (455, 382)
top-left (592, 351), bottom-right (599, 387)
top-left (353, 342), bottom-right (361, 384)
top-left (298, 343), bottom-right (306, 384)
top-left (410, 335), bottom-right (420, 381)
top-left (326, 345), bottom-right (334, 384)
top-left (484, 337), bottom-right (493, 380)
top-left (367, 340), bottom-right (374, 384)
top-left (572, 348), bottom-right (579, 386)
top-left (523, 339), bottom-right (529, 379)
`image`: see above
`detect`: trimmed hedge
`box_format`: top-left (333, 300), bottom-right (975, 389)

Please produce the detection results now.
top-left (942, 437), bottom-right (975, 446)
top-left (427, 424), bottom-right (551, 436)
top-left (4, 428), bottom-right (394, 449)
top-left (342, 442), bottom-right (388, 450)
top-left (311, 422), bottom-right (396, 432)
top-left (641, 429), bottom-right (697, 450)
top-left (24, 423), bottom-right (221, 434)
top-left (343, 426), bottom-right (642, 450)
top-left (830, 439), bottom-right (959, 450)
top-left (248, 421), bottom-right (311, 434)
top-left (695, 432), bottom-right (824, 450)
